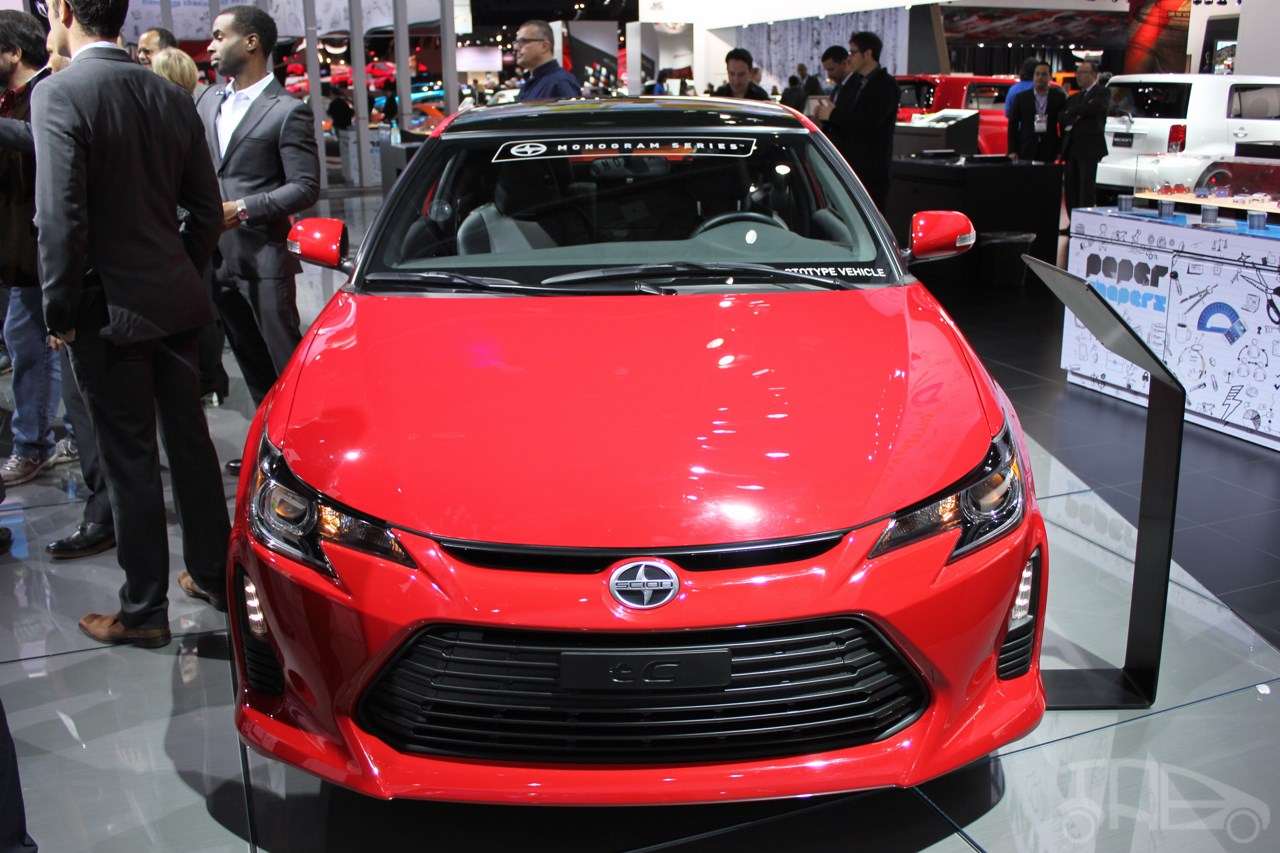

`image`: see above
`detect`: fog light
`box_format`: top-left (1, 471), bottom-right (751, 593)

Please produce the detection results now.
top-left (244, 576), bottom-right (268, 638)
top-left (1009, 554), bottom-right (1036, 629)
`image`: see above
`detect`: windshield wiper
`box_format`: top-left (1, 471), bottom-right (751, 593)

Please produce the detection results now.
top-left (362, 271), bottom-right (667, 296)
top-left (541, 262), bottom-right (851, 290)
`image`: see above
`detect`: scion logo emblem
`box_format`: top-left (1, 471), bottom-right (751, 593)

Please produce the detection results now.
top-left (609, 561), bottom-right (679, 609)
top-left (509, 142), bottom-right (547, 157)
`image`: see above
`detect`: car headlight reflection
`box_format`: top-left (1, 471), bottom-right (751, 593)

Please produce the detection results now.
top-left (249, 436), bottom-right (415, 577)
top-left (870, 425), bottom-right (1025, 561)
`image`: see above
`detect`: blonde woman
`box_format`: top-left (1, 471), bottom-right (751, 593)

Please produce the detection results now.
top-left (150, 46), bottom-right (203, 99)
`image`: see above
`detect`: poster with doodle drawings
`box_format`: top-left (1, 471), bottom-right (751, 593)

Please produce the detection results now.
top-left (1062, 209), bottom-right (1280, 451)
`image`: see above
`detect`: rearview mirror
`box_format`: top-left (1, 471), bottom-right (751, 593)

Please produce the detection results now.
top-left (288, 217), bottom-right (351, 272)
top-left (906, 210), bottom-right (976, 264)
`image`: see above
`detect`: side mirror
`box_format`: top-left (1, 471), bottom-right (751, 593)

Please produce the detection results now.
top-left (906, 210), bottom-right (976, 264)
top-left (288, 217), bottom-right (351, 272)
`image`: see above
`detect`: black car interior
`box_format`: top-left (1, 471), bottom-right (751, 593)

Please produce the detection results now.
top-left (387, 140), bottom-right (860, 266)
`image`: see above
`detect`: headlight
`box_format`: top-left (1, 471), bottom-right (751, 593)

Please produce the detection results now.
top-left (869, 425), bottom-right (1025, 561)
top-left (248, 435), bottom-right (415, 577)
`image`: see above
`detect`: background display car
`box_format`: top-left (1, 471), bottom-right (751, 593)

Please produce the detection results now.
top-left (1097, 73), bottom-right (1280, 195)
top-left (231, 97), bottom-right (1049, 804)
top-left (896, 73), bottom-right (1019, 154)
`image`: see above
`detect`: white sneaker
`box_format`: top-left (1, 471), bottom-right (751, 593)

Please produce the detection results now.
top-left (1, 454), bottom-right (52, 486)
top-left (49, 438), bottom-right (79, 467)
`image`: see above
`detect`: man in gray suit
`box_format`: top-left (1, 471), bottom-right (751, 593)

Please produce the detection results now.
top-left (32, 0), bottom-right (230, 647)
top-left (200, 6), bottom-right (319, 471)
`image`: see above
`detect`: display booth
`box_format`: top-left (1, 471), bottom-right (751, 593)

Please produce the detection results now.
top-left (1062, 203), bottom-right (1280, 451)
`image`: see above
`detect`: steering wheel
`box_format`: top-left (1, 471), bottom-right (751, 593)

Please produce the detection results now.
top-left (690, 211), bottom-right (786, 237)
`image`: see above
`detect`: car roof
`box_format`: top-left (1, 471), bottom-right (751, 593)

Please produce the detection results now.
top-left (1107, 73), bottom-right (1280, 85)
top-left (445, 96), bottom-right (810, 135)
top-left (898, 74), bottom-right (1017, 84)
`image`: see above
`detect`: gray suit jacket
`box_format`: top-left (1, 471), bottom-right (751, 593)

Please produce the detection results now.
top-left (197, 77), bottom-right (320, 279)
top-left (31, 47), bottom-right (222, 343)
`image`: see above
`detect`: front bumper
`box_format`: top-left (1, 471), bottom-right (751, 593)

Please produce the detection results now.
top-left (227, 500), bottom-right (1048, 804)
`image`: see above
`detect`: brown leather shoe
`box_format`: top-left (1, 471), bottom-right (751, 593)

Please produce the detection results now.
top-left (179, 570), bottom-right (228, 612)
top-left (79, 612), bottom-right (171, 648)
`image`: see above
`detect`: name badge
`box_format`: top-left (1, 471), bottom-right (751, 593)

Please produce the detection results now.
top-left (1034, 115), bottom-right (1048, 134)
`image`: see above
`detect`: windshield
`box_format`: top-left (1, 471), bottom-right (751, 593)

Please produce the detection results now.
top-left (366, 129), bottom-right (896, 290)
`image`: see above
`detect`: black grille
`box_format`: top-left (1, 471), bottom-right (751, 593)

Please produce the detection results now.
top-left (235, 567), bottom-right (284, 695)
top-left (997, 622), bottom-right (1035, 680)
top-left (357, 618), bottom-right (927, 764)
top-left (435, 530), bottom-right (849, 574)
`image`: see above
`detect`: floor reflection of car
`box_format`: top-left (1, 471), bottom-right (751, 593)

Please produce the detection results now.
top-left (896, 73), bottom-right (1019, 154)
top-left (231, 96), bottom-right (1050, 805)
top-left (1057, 759), bottom-right (1270, 845)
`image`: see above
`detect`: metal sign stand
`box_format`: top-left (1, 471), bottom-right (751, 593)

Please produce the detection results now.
top-left (1023, 255), bottom-right (1186, 710)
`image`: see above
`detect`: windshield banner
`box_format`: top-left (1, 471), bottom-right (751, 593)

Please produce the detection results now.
top-left (493, 137), bottom-right (757, 162)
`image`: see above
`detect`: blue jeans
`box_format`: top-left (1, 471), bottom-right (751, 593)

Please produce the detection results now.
top-left (4, 286), bottom-right (61, 460)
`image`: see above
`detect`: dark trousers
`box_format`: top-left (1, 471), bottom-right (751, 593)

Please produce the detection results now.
top-left (66, 288), bottom-right (230, 630)
top-left (58, 348), bottom-right (111, 527)
top-left (0, 695), bottom-right (37, 853)
top-left (211, 265), bottom-right (302, 407)
top-left (1065, 154), bottom-right (1100, 212)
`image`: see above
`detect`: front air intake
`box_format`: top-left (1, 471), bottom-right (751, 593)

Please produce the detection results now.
top-left (357, 617), bottom-right (928, 764)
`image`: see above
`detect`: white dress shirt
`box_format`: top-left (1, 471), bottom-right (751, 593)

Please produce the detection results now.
top-left (217, 72), bottom-right (274, 156)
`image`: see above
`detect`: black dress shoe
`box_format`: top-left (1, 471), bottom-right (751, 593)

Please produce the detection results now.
top-left (45, 521), bottom-right (116, 560)
top-left (225, 458), bottom-right (242, 476)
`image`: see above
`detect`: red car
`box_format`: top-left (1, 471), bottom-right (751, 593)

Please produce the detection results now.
top-left (898, 73), bottom-right (1019, 154)
top-left (230, 97), bottom-right (1049, 804)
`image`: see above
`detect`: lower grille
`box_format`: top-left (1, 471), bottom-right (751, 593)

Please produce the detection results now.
top-left (357, 618), bottom-right (927, 764)
top-left (997, 621), bottom-right (1036, 680)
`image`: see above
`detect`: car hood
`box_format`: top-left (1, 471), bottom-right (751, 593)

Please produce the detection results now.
top-left (276, 285), bottom-right (999, 547)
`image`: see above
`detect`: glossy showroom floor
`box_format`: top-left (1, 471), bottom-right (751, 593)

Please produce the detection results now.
top-left (2, 190), bottom-right (1278, 852)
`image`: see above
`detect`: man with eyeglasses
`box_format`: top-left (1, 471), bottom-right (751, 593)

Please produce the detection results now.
top-left (514, 20), bottom-right (580, 102)
top-left (825, 31), bottom-right (897, 210)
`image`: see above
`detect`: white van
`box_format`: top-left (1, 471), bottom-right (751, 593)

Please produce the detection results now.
top-left (1096, 73), bottom-right (1280, 193)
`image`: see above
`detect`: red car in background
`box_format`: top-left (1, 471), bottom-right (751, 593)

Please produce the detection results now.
top-left (897, 74), bottom-right (1019, 155)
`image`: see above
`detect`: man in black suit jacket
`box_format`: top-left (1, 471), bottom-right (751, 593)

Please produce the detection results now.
top-left (818, 32), bottom-right (898, 210)
top-left (0, 20), bottom-right (116, 561)
top-left (200, 6), bottom-right (320, 424)
top-left (797, 63), bottom-right (822, 97)
top-left (1007, 60), bottom-right (1067, 163)
top-left (1060, 61), bottom-right (1110, 211)
top-left (33, 0), bottom-right (230, 648)
top-left (815, 45), bottom-right (854, 152)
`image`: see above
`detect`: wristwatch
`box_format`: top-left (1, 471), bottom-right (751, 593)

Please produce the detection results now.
top-left (236, 199), bottom-right (250, 222)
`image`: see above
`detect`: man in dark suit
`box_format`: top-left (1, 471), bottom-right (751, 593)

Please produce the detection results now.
top-left (817, 32), bottom-right (898, 210)
top-left (815, 45), bottom-right (854, 150)
top-left (796, 63), bottom-right (822, 98)
top-left (200, 6), bottom-right (320, 473)
top-left (1007, 60), bottom-right (1066, 163)
top-left (33, 0), bottom-right (230, 647)
top-left (1060, 60), bottom-right (1110, 211)
top-left (0, 24), bottom-right (115, 561)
